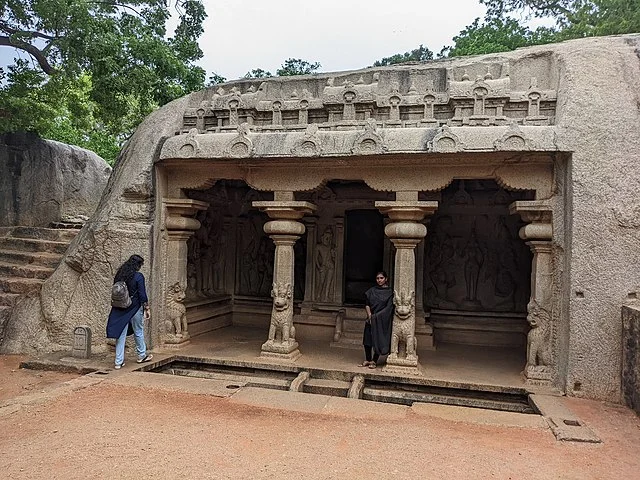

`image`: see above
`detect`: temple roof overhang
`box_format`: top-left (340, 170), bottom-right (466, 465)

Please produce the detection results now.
top-left (158, 124), bottom-right (561, 161)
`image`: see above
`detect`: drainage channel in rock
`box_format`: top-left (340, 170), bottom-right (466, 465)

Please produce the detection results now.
top-left (142, 358), bottom-right (535, 415)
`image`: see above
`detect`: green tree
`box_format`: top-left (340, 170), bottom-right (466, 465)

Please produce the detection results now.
top-left (372, 44), bottom-right (434, 66)
top-left (275, 58), bottom-right (321, 76)
top-left (0, 0), bottom-right (208, 163)
top-left (207, 72), bottom-right (227, 86)
top-left (443, 15), bottom-right (555, 57)
top-left (480, 0), bottom-right (640, 38)
top-left (244, 68), bottom-right (272, 78)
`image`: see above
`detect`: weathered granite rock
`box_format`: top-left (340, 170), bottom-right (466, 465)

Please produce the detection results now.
top-left (0, 132), bottom-right (112, 227)
top-left (3, 35), bottom-right (640, 407)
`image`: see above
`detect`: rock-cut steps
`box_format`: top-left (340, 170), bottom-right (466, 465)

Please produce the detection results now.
top-left (0, 226), bottom-right (79, 340)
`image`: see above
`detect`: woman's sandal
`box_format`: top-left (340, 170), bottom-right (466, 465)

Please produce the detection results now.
top-left (358, 361), bottom-right (371, 367)
top-left (368, 362), bottom-right (377, 369)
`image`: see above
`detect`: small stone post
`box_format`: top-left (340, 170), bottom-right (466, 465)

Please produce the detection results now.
top-left (254, 192), bottom-right (316, 361)
top-left (72, 326), bottom-right (92, 359)
top-left (376, 192), bottom-right (438, 375)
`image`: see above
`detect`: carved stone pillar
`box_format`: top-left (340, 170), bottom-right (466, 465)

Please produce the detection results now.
top-left (164, 198), bottom-right (209, 346)
top-left (510, 200), bottom-right (554, 385)
top-left (253, 193), bottom-right (316, 361)
top-left (376, 192), bottom-right (438, 375)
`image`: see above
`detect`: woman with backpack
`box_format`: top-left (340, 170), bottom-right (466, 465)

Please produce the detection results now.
top-left (106, 254), bottom-right (153, 369)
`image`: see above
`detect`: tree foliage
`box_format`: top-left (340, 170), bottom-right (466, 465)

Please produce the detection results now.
top-left (479, 0), bottom-right (640, 39)
top-left (244, 68), bottom-right (272, 79)
top-left (0, 0), bottom-right (208, 163)
top-left (275, 58), bottom-right (321, 76)
top-left (444, 15), bottom-right (555, 57)
top-left (372, 44), bottom-right (434, 66)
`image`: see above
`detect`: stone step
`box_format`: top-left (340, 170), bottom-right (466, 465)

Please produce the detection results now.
top-left (0, 249), bottom-right (62, 269)
top-left (0, 261), bottom-right (54, 280)
top-left (0, 293), bottom-right (19, 307)
top-left (0, 237), bottom-right (69, 255)
top-left (303, 378), bottom-right (352, 397)
top-left (9, 227), bottom-right (79, 243)
top-left (0, 276), bottom-right (43, 294)
top-left (0, 237), bottom-right (69, 254)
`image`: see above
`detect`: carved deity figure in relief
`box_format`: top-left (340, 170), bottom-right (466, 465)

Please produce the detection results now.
top-left (315, 227), bottom-right (336, 302)
top-left (460, 228), bottom-right (484, 306)
top-left (526, 300), bottom-right (552, 368)
top-left (165, 282), bottom-right (189, 339)
top-left (264, 282), bottom-right (296, 346)
top-left (426, 215), bottom-right (456, 308)
top-left (389, 290), bottom-right (417, 362)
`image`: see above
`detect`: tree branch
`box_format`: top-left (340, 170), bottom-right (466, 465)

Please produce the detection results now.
top-left (0, 22), bottom-right (58, 41)
top-left (0, 36), bottom-right (55, 74)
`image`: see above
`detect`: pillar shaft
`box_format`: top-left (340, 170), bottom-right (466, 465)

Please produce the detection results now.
top-left (510, 200), bottom-right (554, 385)
top-left (163, 198), bottom-right (209, 344)
top-left (253, 197), bottom-right (316, 361)
top-left (376, 195), bottom-right (437, 374)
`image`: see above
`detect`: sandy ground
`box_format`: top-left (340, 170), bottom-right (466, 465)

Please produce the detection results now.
top-left (1, 355), bottom-right (639, 480)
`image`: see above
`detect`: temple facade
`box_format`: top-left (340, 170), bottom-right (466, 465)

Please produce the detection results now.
top-left (4, 34), bottom-right (640, 402)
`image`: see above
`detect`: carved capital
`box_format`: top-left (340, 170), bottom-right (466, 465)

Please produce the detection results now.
top-left (164, 198), bottom-right (209, 236)
top-left (253, 200), bottom-right (317, 221)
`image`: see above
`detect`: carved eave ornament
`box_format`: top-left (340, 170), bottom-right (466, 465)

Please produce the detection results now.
top-left (178, 128), bottom-right (200, 156)
top-left (291, 124), bottom-right (323, 157)
top-left (494, 124), bottom-right (535, 151)
top-left (223, 123), bottom-right (254, 158)
top-left (351, 119), bottom-right (388, 155)
top-left (427, 125), bottom-right (465, 153)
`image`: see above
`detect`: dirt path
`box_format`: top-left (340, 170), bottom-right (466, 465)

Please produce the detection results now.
top-left (0, 355), bottom-right (79, 402)
top-left (1, 357), bottom-right (639, 479)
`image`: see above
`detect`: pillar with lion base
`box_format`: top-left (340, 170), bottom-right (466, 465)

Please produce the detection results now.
top-left (253, 192), bottom-right (316, 361)
top-left (509, 200), bottom-right (554, 386)
top-left (376, 192), bottom-right (438, 375)
top-left (163, 198), bottom-right (209, 347)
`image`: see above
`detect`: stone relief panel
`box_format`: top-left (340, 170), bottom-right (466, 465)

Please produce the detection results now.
top-left (237, 211), bottom-right (274, 298)
top-left (424, 179), bottom-right (534, 313)
top-left (179, 60), bottom-right (557, 136)
top-left (185, 181), bottom-right (274, 300)
top-left (315, 226), bottom-right (336, 302)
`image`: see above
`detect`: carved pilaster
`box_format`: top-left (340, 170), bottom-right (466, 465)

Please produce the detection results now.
top-left (510, 200), bottom-right (554, 385)
top-left (163, 198), bottom-right (209, 346)
top-left (376, 193), bottom-right (438, 375)
top-left (301, 217), bottom-right (318, 314)
top-left (333, 217), bottom-right (345, 305)
top-left (253, 194), bottom-right (316, 361)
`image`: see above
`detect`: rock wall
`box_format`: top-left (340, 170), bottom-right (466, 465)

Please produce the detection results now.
top-left (0, 132), bottom-right (112, 227)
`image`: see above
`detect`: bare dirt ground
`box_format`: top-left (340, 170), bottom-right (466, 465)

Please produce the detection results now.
top-left (1, 354), bottom-right (639, 480)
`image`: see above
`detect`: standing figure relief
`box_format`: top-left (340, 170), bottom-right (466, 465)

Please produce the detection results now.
top-left (315, 227), bottom-right (336, 302)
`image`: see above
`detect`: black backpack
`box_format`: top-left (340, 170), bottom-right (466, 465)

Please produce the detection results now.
top-left (111, 281), bottom-right (132, 309)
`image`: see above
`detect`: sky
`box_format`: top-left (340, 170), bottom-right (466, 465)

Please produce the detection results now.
top-left (195, 0), bottom-right (488, 80)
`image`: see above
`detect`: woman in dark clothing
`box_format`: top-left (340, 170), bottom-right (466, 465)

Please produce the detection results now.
top-left (106, 254), bottom-right (153, 369)
top-left (359, 271), bottom-right (394, 369)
